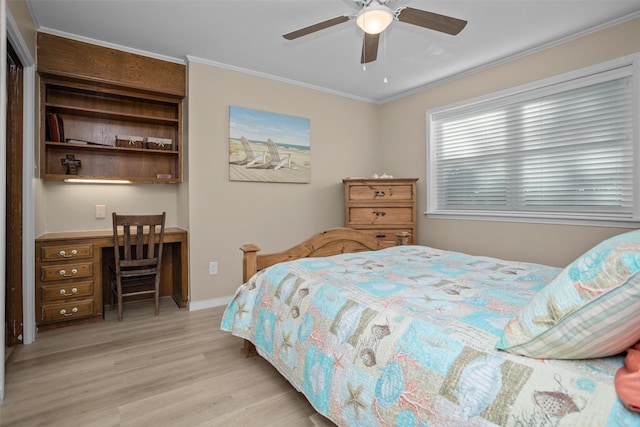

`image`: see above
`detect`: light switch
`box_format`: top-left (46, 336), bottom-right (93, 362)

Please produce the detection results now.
top-left (96, 204), bottom-right (106, 219)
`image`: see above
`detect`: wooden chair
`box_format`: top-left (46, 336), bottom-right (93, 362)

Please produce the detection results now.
top-left (111, 212), bottom-right (166, 321)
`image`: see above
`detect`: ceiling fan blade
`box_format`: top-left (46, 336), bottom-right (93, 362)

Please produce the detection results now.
top-left (397, 7), bottom-right (467, 35)
top-left (283, 16), bottom-right (350, 40)
top-left (361, 33), bottom-right (379, 64)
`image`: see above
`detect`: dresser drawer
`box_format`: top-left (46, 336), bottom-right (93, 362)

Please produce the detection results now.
top-left (40, 262), bottom-right (93, 282)
top-left (347, 183), bottom-right (414, 202)
top-left (347, 207), bottom-right (414, 225)
top-left (41, 299), bottom-right (95, 323)
top-left (41, 280), bottom-right (94, 302)
top-left (355, 229), bottom-right (414, 246)
top-left (40, 243), bottom-right (93, 261)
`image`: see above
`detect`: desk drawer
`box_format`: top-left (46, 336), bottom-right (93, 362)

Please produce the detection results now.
top-left (41, 243), bottom-right (93, 261)
top-left (347, 207), bottom-right (414, 225)
top-left (40, 262), bottom-right (93, 282)
top-left (41, 280), bottom-right (94, 302)
top-left (41, 299), bottom-right (94, 323)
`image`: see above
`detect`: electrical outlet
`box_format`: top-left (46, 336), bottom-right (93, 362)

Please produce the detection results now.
top-left (209, 261), bottom-right (218, 275)
top-left (95, 204), bottom-right (106, 219)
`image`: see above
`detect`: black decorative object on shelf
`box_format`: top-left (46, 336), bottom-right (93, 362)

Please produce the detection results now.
top-left (61, 154), bottom-right (81, 175)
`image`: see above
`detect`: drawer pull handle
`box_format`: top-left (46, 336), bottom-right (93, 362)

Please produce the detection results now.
top-left (59, 287), bottom-right (78, 296)
top-left (376, 234), bottom-right (387, 238)
top-left (373, 211), bottom-right (386, 217)
top-left (374, 191), bottom-right (385, 197)
top-left (60, 307), bottom-right (79, 316)
top-left (59, 249), bottom-right (77, 258)
top-left (59, 268), bottom-right (78, 277)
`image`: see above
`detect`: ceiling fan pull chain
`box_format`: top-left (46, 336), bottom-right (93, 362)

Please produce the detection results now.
top-left (382, 32), bottom-right (388, 83)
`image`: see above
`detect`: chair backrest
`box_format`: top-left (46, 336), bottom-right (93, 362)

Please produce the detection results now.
top-left (112, 212), bottom-right (166, 271)
top-left (240, 137), bottom-right (256, 162)
top-left (266, 138), bottom-right (282, 162)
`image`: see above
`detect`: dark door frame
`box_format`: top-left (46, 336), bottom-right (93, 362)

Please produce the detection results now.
top-left (5, 40), bottom-right (24, 347)
top-left (3, 8), bottom-right (38, 402)
top-left (5, 7), bottom-right (38, 354)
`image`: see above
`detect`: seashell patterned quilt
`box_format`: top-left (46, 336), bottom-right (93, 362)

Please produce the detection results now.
top-left (221, 245), bottom-right (640, 426)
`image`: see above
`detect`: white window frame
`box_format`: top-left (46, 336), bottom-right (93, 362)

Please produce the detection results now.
top-left (426, 54), bottom-right (640, 227)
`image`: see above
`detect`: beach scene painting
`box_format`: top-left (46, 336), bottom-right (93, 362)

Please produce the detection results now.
top-left (229, 106), bottom-right (311, 183)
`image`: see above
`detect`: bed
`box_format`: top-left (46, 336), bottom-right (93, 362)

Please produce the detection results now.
top-left (221, 228), bottom-right (640, 426)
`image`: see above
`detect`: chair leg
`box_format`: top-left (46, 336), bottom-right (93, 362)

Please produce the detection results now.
top-left (154, 278), bottom-right (160, 316)
top-left (109, 279), bottom-right (114, 311)
top-left (117, 280), bottom-right (123, 322)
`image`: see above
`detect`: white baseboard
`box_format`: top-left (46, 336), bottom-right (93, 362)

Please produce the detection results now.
top-left (188, 295), bottom-right (233, 311)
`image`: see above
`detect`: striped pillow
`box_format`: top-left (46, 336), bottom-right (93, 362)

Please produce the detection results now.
top-left (496, 229), bottom-right (640, 359)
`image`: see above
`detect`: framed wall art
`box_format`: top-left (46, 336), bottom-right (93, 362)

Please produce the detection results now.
top-left (229, 106), bottom-right (310, 183)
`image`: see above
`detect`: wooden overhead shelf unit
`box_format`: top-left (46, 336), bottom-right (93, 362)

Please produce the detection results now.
top-left (37, 33), bottom-right (186, 183)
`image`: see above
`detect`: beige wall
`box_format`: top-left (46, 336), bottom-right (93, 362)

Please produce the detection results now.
top-left (187, 61), bottom-right (380, 301)
top-left (40, 182), bottom-right (181, 231)
top-left (7, 0), bottom-right (36, 56)
top-left (29, 15), bottom-right (640, 304)
top-left (379, 17), bottom-right (640, 267)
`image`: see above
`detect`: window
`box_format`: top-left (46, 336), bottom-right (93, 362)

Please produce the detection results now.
top-left (427, 56), bottom-right (638, 226)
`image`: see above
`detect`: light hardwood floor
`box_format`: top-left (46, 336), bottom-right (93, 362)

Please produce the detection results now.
top-left (0, 299), bottom-right (322, 426)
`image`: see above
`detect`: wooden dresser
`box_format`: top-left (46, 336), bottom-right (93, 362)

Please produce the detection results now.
top-left (343, 178), bottom-right (418, 246)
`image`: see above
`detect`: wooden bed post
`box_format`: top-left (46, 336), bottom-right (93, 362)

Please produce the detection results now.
top-left (395, 232), bottom-right (411, 246)
top-left (241, 244), bottom-right (260, 283)
top-left (240, 244), bottom-right (260, 357)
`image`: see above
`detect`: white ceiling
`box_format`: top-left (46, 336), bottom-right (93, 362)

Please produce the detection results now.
top-left (25, 0), bottom-right (640, 103)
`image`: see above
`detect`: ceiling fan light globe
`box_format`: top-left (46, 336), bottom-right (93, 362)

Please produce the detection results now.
top-left (356, 5), bottom-right (394, 34)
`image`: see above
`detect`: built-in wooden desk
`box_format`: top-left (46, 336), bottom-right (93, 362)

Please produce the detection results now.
top-left (35, 228), bottom-right (188, 328)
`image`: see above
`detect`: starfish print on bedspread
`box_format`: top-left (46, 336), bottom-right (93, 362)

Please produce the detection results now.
top-left (332, 353), bottom-right (345, 373)
top-left (234, 301), bottom-right (249, 319)
top-left (346, 382), bottom-right (368, 419)
top-left (280, 331), bottom-right (293, 355)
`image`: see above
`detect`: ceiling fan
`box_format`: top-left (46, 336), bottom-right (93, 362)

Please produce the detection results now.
top-left (283, 0), bottom-right (467, 64)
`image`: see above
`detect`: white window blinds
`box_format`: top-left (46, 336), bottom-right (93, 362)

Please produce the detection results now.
top-left (427, 62), bottom-right (636, 224)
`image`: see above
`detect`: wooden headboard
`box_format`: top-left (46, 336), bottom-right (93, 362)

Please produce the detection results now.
top-left (240, 227), bottom-right (410, 282)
